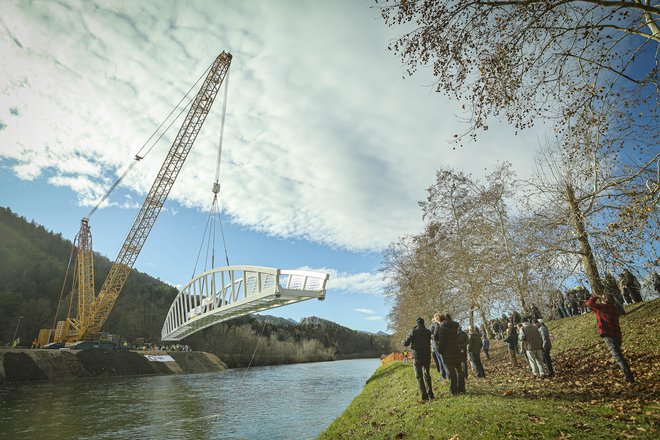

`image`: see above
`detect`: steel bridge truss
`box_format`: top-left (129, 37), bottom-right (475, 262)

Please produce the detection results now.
top-left (161, 266), bottom-right (329, 341)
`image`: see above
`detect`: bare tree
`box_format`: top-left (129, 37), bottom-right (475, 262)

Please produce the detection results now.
top-left (525, 133), bottom-right (659, 296)
top-left (377, 0), bottom-right (658, 147)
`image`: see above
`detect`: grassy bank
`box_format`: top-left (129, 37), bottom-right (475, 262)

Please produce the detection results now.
top-left (320, 300), bottom-right (659, 439)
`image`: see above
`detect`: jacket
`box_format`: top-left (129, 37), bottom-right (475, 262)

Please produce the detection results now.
top-left (403, 321), bottom-right (432, 360)
top-left (537, 324), bottom-right (551, 350)
top-left (429, 322), bottom-right (440, 351)
top-left (519, 323), bottom-right (543, 351)
top-left (435, 321), bottom-right (461, 365)
top-left (467, 333), bottom-right (483, 353)
top-left (457, 330), bottom-right (469, 358)
top-left (504, 328), bottom-right (517, 350)
top-left (586, 296), bottom-right (624, 341)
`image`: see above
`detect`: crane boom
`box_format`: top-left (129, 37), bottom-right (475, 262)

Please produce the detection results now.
top-left (74, 51), bottom-right (232, 340)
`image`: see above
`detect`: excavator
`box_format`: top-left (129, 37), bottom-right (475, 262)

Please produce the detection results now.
top-left (39, 51), bottom-right (232, 345)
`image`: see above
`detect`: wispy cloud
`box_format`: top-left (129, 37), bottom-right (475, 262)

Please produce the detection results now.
top-left (299, 266), bottom-right (386, 296)
top-left (365, 315), bottom-right (385, 321)
top-left (0, 1), bottom-right (545, 252)
top-left (353, 308), bottom-right (375, 314)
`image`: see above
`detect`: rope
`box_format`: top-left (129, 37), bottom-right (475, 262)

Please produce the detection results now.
top-left (234, 318), bottom-right (268, 391)
top-left (218, 207), bottom-right (230, 266)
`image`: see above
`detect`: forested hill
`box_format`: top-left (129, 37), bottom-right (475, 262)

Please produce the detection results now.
top-left (0, 207), bottom-right (391, 366)
top-left (0, 206), bottom-right (179, 345)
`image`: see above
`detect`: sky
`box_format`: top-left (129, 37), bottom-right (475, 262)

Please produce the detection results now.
top-left (0, 0), bottom-right (546, 333)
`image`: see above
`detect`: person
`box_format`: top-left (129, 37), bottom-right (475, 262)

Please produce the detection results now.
top-left (518, 318), bottom-right (547, 377)
top-left (402, 317), bottom-right (434, 402)
top-left (503, 323), bottom-right (519, 367)
top-left (619, 269), bottom-right (640, 304)
top-left (586, 293), bottom-right (635, 382)
top-left (467, 327), bottom-right (486, 378)
top-left (482, 333), bottom-right (490, 360)
top-left (652, 272), bottom-right (660, 296)
top-left (403, 350), bottom-right (409, 363)
top-left (536, 319), bottom-right (554, 376)
top-left (456, 324), bottom-right (469, 379)
top-left (435, 314), bottom-right (465, 394)
top-left (604, 272), bottom-right (625, 306)
top-left (11, 337), bottom-right (20, 348)
top-left (31, 339), bottom-right (37, 349)
top-left (430, 313), bottom-right (448, 380)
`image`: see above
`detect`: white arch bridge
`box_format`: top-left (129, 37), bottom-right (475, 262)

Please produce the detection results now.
top-left (161, 266), bottom-right (329, 341)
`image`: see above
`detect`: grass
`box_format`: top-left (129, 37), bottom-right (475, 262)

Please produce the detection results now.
top-left (319, 299), bottom-right (660, 439)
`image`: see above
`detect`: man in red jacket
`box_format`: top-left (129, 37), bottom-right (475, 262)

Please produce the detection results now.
top-left (586, 293), bottom-right (635, 383)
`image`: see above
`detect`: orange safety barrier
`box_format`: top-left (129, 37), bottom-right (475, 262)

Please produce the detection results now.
top-left (381, 352), bottom-right (406, 366)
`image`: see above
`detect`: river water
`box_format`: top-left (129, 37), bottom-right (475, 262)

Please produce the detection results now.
top-left (0, 358), bottom-right (379, 439)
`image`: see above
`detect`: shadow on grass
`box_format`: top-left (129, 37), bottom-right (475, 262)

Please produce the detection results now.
top-left (366, 362), bottom-right (409, 385)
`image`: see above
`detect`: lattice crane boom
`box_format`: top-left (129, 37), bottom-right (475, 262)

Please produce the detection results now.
top-left (72, 51), bottom-right (232, 341)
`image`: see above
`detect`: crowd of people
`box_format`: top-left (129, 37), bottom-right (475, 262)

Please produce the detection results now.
top-left (401, 276), bottom-right (641, 402)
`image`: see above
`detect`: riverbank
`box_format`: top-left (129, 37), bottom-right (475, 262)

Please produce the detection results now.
top-left (319, 300), bottom-right (659, 439)
top-left (0, 348), bottom-right (226, 383)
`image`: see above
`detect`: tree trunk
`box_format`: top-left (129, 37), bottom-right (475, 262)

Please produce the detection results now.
top-left (477, 304), bottom-right (494, 338)
top-left (565, 184), bottom-right (604, 296)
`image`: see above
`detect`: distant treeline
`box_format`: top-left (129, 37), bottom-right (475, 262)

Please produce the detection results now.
top-left (0, 207), bottom-right (390, 366)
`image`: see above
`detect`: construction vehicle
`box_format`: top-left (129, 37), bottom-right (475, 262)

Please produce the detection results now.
top-left (44, 51), bottom-right (232, 343)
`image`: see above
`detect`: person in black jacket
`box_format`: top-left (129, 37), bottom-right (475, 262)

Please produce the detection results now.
top-left (503, 323), bottom-right (519, 368)
top-left (435, 314), bottom-right (465, 394)
top-left (456, 324), bottom-right (469, 379)
top-left (468, 327), bottom-right (486, 378)
top-left (403, 317), bottom-right (434, 402)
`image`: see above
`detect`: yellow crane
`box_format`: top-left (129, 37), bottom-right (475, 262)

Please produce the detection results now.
top-left (49, 51), bottom-right (232, 343)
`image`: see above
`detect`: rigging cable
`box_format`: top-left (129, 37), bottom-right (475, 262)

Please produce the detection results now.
top-left (190, 71), bottom-right (232, 278)
top-left (49, 241), bottom-right (76, 340)
top-left (85, 61), bottom-right (214, 219)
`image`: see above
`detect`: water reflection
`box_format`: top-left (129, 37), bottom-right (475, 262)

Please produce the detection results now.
top-left (0, 359), bottom-right (379, 440)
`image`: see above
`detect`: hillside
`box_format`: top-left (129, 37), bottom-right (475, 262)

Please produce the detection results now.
top-left (0, 207), bottom-right (179, 344)
top-left (320, 300), bottom-right (659, 439)
top-left (0, 207), bottom-right (391, 366)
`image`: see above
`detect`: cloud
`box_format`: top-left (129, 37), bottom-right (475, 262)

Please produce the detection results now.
top-left (299, 266), bottom-right (386, 296)
top-left (0, 0), bottom-right (546, 252)
top-left (353, 308), bottom-right (376, 314)
top-left (365, 316), bottom-right (385, 321)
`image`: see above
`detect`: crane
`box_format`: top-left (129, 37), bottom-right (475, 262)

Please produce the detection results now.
top-left (50, 51), bottom-right (232, 343)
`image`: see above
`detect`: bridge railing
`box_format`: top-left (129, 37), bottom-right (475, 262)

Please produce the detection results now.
top-left (161, 266), bottom-right (329, 340)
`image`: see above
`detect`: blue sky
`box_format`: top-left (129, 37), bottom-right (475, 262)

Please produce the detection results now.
top-left (0, 0), bottom-right (543, 333)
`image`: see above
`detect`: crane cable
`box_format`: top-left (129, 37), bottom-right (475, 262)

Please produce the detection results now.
top-left (85, 61), bottom-right (215, 219)
top-left (190, 72), bottom-right (232, 278)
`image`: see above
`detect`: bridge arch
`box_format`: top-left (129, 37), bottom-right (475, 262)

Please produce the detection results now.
top-left (161, 266), bottom-right (329, 341)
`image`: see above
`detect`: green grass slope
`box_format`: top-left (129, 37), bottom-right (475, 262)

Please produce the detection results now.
top-left (320, 300), bottom-right (659, 439)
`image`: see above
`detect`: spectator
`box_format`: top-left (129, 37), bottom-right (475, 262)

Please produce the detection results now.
top-left (436, 314), bottom-right (465, 395)
top-left (519, 318), bottom-right (548, 378)
top-left (456, 324), bottom-right (469, 379)
top-left (586, 294), bottom-right (635, 382)
top-left (604, 272), bottom-right (625, 306)
top-left (620, 269), bottom-right (643, 303)
top-left (536, 319), bottom-right (554, 377)
top-left (430, 313), bottom-right (448, 380)
top-left (482, 333), bottom-right (490, 360)
top-left (504, 323), bottom-right (519, 368)
top-left (653, 272), bottom-right (660, 297)
top-left (402, 317), bottom-right (434, 402)
top-left (468, 327), bottom-right (486, 378)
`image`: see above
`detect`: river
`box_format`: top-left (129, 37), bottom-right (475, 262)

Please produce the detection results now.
top-left (0, 358), bottom-right (379, 439)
